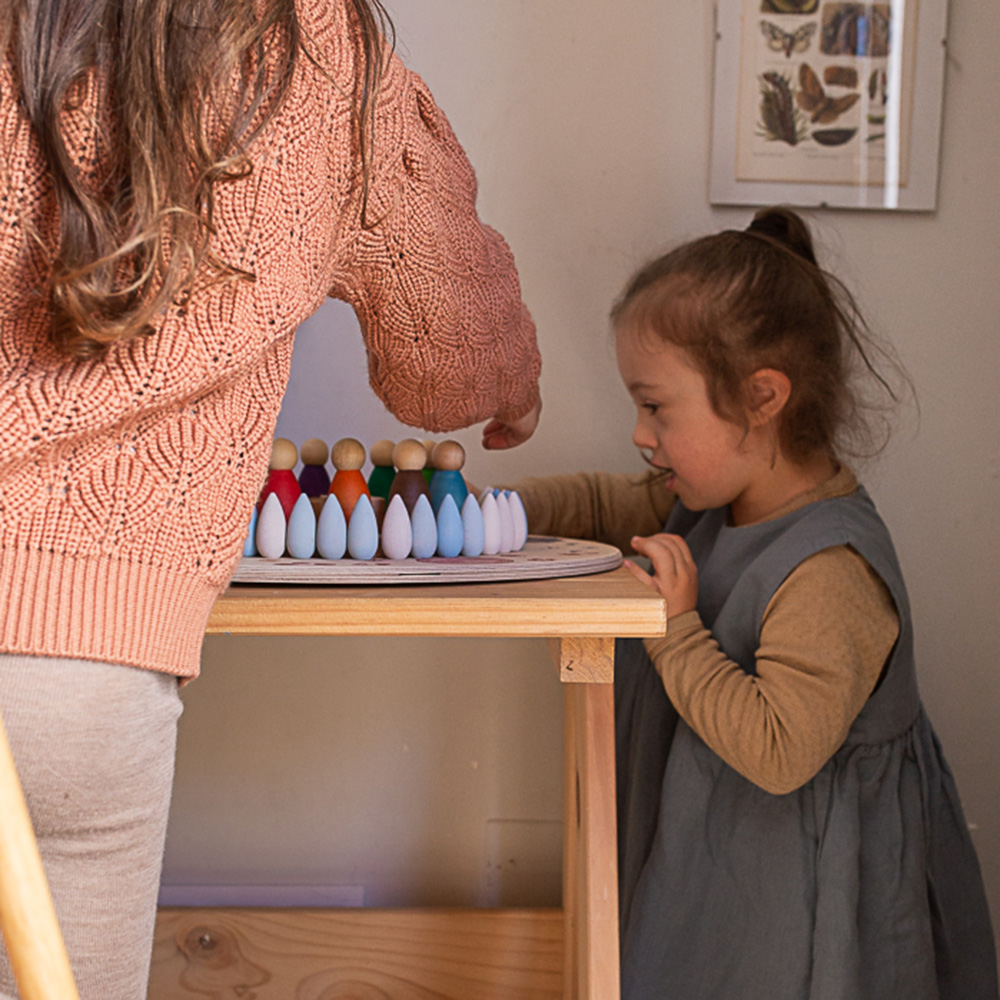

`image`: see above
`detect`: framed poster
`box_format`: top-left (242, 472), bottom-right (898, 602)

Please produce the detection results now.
top-left (709, 0), bottom-right (948, 210)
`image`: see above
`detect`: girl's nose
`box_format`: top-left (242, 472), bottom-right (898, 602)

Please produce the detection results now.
top-left (632, 417), bottom-right (657, 451)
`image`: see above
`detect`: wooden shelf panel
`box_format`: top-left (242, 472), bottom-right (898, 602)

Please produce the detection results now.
top-left (150, 907), bottom-right (563, 1000)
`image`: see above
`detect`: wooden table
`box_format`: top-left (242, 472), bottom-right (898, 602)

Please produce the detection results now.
top-left (151, 567), bottom-right (666, 1000)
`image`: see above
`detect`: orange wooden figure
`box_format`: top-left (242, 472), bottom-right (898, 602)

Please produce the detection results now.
top-left (329, 438), bottom-right (371, 521)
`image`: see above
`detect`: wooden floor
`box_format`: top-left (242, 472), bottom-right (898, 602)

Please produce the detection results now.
top-left (150, 907), bottom-right (563, 999)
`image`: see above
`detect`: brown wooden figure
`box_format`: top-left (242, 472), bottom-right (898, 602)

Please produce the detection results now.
top-left (257, 437), bottom-right (301, 518)
top-left (329, 437), bottom-right (371, 521)
top-left (388, 438), bottom-right (432, 514)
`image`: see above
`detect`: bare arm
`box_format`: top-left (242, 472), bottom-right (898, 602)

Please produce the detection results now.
top-left (508, 468), bottom-right (674, 553)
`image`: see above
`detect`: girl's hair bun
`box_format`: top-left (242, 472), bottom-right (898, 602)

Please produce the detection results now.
top-left (746, 206), bottom-right (818, 266)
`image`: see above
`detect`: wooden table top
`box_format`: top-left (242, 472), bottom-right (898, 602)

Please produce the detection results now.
top-left (206, 565), bottom-right (667, 639)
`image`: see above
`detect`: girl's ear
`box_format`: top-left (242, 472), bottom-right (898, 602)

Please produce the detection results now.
top-left (746, 368), bottom-right (791, 426)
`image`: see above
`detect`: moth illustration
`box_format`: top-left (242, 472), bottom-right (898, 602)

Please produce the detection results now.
top-left (760, 20), bottom-right (817, 57)
top-left (761, 0), bottom-right (819, 13)
top-left (796, 63), bottom-right (860, 123)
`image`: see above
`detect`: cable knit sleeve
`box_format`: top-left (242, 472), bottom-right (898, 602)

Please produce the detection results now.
top-left (329, 52), bottom-right (541, 433)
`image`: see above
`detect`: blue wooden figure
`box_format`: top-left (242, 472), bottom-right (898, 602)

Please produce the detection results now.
top-left (429, 440), bottom-right (469, 514)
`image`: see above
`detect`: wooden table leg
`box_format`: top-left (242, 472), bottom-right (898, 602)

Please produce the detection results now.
top-left (555, 638), bottom-right (619, 1000)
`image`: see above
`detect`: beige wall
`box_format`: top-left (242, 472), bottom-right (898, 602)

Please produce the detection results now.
top-left (162, 0), bottom-right (1000, 934)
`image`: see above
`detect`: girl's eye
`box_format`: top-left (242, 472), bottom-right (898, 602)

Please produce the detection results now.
top-left (642, 403), bottom-right (660, 415)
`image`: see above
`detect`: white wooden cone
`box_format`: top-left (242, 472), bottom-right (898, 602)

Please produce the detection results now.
top-left (496, 491), bottom-right (514, 553)
top-left (347, 493), bottom-right (378, 560)
top-left (480, 491), bottom-right (501, 555)
top-left (381, 494), bottom-right (413, 560)
top-left (508, 491), bottom-right (529, 550)
top-left (410, 494), bottom-right (438, 559)
top-left (316, 495), bottom-right (347, 560)
top-left (255, 492), bottom-right (286, 559)
top-left (461, 493), bottom-right (485, 557)
top-left (286, 493), bottom-right (317, 559)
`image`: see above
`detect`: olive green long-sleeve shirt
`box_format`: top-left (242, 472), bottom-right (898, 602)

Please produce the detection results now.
top-left (512, 466), bottom-right (898, 795)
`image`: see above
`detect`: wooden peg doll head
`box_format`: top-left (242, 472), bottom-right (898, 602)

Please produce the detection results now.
top-left (431, 440), bottom-right (465, 473)
top-left (332, 437), bottom-right (366, 472)
top-left (270, 437), bottom-right (298, 471)
top-left (369, 438), bottom-right (396, 468)
top-left (299, 438), bottom-right (329, 467)
top-left (392, 438), bottom-right (429, 472)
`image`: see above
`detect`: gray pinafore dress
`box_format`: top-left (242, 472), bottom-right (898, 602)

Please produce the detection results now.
top-left (615, 487), bottom-right (997, 1000)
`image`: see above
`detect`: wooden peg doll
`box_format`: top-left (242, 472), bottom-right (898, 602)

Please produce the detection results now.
top-left (366, 438), bottom-right (396, 500)
top-left (429, 439), bottom-right (469, 514)
top-left (388, 438), bottom-right (432, 514)
top-left (297, 437), bottom-right (331, 498)
top-left (257, 437), bottom-right (301, 518)
top-left (329, 437), bottom-right (371, 521)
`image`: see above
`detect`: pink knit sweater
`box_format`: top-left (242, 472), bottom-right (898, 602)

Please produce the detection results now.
top-left (0, 3), bottom-right (541, 678)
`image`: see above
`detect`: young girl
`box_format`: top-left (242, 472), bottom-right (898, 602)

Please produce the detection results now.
top-left (514, 208), bottom-right (997, 999)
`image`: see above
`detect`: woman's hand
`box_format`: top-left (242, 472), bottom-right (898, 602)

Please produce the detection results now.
top-left (481, 398), bottom-right (541, 450)
top-left (625, 533), bottom-right (698, 617)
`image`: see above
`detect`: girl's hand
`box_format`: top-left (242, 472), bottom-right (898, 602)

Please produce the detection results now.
top-left (625, 533), bottom-right (698, 616)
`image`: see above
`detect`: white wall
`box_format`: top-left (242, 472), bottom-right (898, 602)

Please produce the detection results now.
top-left (162, 0), bottom-right (1000, 934)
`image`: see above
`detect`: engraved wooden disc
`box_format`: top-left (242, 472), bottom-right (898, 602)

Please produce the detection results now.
top-left (231, 536), bottom-right (623, 585)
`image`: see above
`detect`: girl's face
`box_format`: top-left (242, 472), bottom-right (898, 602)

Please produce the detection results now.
top-left (616, 328), bottom-right (765, 521)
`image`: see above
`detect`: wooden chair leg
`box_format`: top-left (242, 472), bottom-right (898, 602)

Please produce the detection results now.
top-left (0, 714), bottom-right (79, 999)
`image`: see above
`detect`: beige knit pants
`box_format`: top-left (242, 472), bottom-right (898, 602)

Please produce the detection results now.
top-left (0, 654), bottom-right (182, 1000)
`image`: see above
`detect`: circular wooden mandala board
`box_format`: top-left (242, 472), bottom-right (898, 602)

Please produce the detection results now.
top-left (231, 536), bottom-right (622, 585)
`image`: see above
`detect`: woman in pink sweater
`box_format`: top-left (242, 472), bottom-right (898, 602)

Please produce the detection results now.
top-left (0, 1), bottom-right (541, 995)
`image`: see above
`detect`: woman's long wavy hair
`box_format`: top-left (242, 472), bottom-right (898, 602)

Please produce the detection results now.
top-left (2, 0), bottom-right (392, 357)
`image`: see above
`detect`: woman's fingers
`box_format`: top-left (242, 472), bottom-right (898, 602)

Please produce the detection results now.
top-left (481, 398), bottom-right (541, 450)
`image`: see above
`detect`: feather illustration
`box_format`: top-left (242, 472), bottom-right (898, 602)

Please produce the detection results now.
top-left (758, 72), bottom-right (808, 145)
